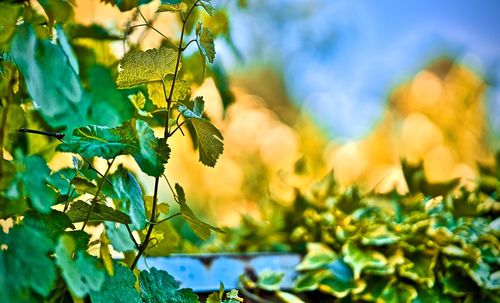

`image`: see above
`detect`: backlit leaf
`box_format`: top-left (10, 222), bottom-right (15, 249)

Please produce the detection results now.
top-left (116, 47), bottom-right (178, 89)
top-left (147, 79), bottom-right (190, 108)
top-left (187, 118), bottom-right (224, 167)
top-left (342, 242), bottom-right (387, 280)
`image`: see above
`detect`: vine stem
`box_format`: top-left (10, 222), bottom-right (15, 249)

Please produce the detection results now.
top-left (130, 0), bottom-right (200, 270)
top-left (81, 158), bottom-right (115, 230)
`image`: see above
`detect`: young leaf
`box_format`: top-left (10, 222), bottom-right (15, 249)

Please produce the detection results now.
top-left (66, 201), bottom-right (132, 224)
top-left (54, 234), bottom-right (106, 298)
top-left (116, 47), bottom-right (178, 89)
top-left (178, 96), bottom-right (205, 118)
top-left (147, 79), bottom-right (191, 107)
top-left (199, 0), bottom-right (215, 16)
top-left (139, 267), bottom-right (200, 303)
top-left (133, 120), bottom-right (170, 177)
top-left (89, 263), bottom-right (142, 303)
top-left (196, 24), bottom-right (216, 64)
top-left (57, 120), bottom-right (169, 177)
top-left (110, 166), bottom-right (147, 230)
top-left (175, 183), bottom-right (223, 240)
top-left (157, 1), bottom-right (188, 13)
top-left (188, 118), bottom-right (224, 167)
top-left (0, 225), bottom-right (56, 299)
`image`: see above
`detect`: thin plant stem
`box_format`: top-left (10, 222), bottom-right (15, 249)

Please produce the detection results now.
top-left (81, 158), bottom-right (116, 230)
top-left (125, 224), bottom-right (140, 250)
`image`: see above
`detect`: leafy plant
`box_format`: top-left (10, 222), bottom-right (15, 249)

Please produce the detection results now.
top-left (220, 158), bottom-right (500, 302)
top-left (0, 0), bottom-right (242, 302)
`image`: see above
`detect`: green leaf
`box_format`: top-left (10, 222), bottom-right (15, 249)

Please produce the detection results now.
top-left (23, 210), bottom-right (74, 243)
top-left (157, 1), bottom-right (189, 13)
top-left (86, 65), bottom-right (135, 127)
top-left (342, 242), bottom-right (387, 280)
top-left (199, 0), bottom-right (215, 16)
top-left (187, 118), bottom-right (224, 167)
top-left (133, 120), bottom-right (170, 177)
top-left (296, 242), bottom-right (336, 271)
top-left (105, 222), bottom-right (137, 252)
top-left (175, 183), bottom-right (223, 240)
top-left (0, 3), bottom-right (21, 46)
top-left (257, 270), bottom-right (284, 291)
top-left (38, 0), bottom-right (75, 24)
top-left (54, 234), bottom-right (106, 298)
top-left (57, 123), bottom-right (133, 159)
top-left (292, 269), bottom-right (331, 292)
top-left (398, 251), bottom-right (438, 288)
top-left (10, 25), bottom-right (87, 131)
top-left (379, 281), bottom-right (417, 303)
top-left (139, 267), bottom-right (200, 303)
top-left (89, 262), bottom-right (142, 303)
top-left (196, 23), bottom-right (216, 69)
top-left (276, 291), bottom-right (305, 303)
top-left (116, 47), bottom-right (178, 89)
top-left (179, 96), bottom-right (205, 118)
top-left (147, 79), bottom-right (190, 108)
top-left (22, 156), bottom-right (57, 213)
top-left (66, 201), bottom-right (132, 224)
top-left (0, 225), bottom-right (56, 300)
top-left (110, 166), bottom-right (147, 230)
top-left (57, 120), bottom-right (169, 176)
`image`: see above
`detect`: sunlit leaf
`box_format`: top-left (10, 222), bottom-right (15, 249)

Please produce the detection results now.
top-left (116, 47), bottom-right (178, 89)
top-left (147, 79), bottom-right (190, 107)
top-left (296, 242), bottom-right (336, 271)
top-left (0, 3), bottom-right (21, 46)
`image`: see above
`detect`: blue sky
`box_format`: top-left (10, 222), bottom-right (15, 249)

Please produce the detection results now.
top-left (218, 0), bottom-right (500, 140)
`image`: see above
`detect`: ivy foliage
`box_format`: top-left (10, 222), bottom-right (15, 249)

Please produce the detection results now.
top-left (223, 157), bottom-right (500, 303)
top-left (0, 0), bottom-right (239, 302)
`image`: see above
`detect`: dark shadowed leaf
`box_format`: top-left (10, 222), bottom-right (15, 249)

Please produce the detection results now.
top-left (89, 262), bottom-right (142, 303)
top-left (140, 267), bottom-right (200, 303)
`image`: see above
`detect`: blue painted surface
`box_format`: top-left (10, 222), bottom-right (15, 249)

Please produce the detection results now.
top-left (140, 253), bottom-right (301, 292)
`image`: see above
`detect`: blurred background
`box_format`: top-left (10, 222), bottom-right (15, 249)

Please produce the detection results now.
top-left (59, 0), bottom-right (500, 227)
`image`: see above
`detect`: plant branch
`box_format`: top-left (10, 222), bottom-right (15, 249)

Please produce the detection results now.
top-left (152, 212), bottom-right (181, 225)
top-left (17, 127), bottom-right (65, 141)
top-left (130, 1), bottom-right (199, 270)
top-left (81, 157), bottom-right (116, 230)
top-left (125, 224), bottom-right (140, 250)
top-left (181, 39), bottom-right (197, 51)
